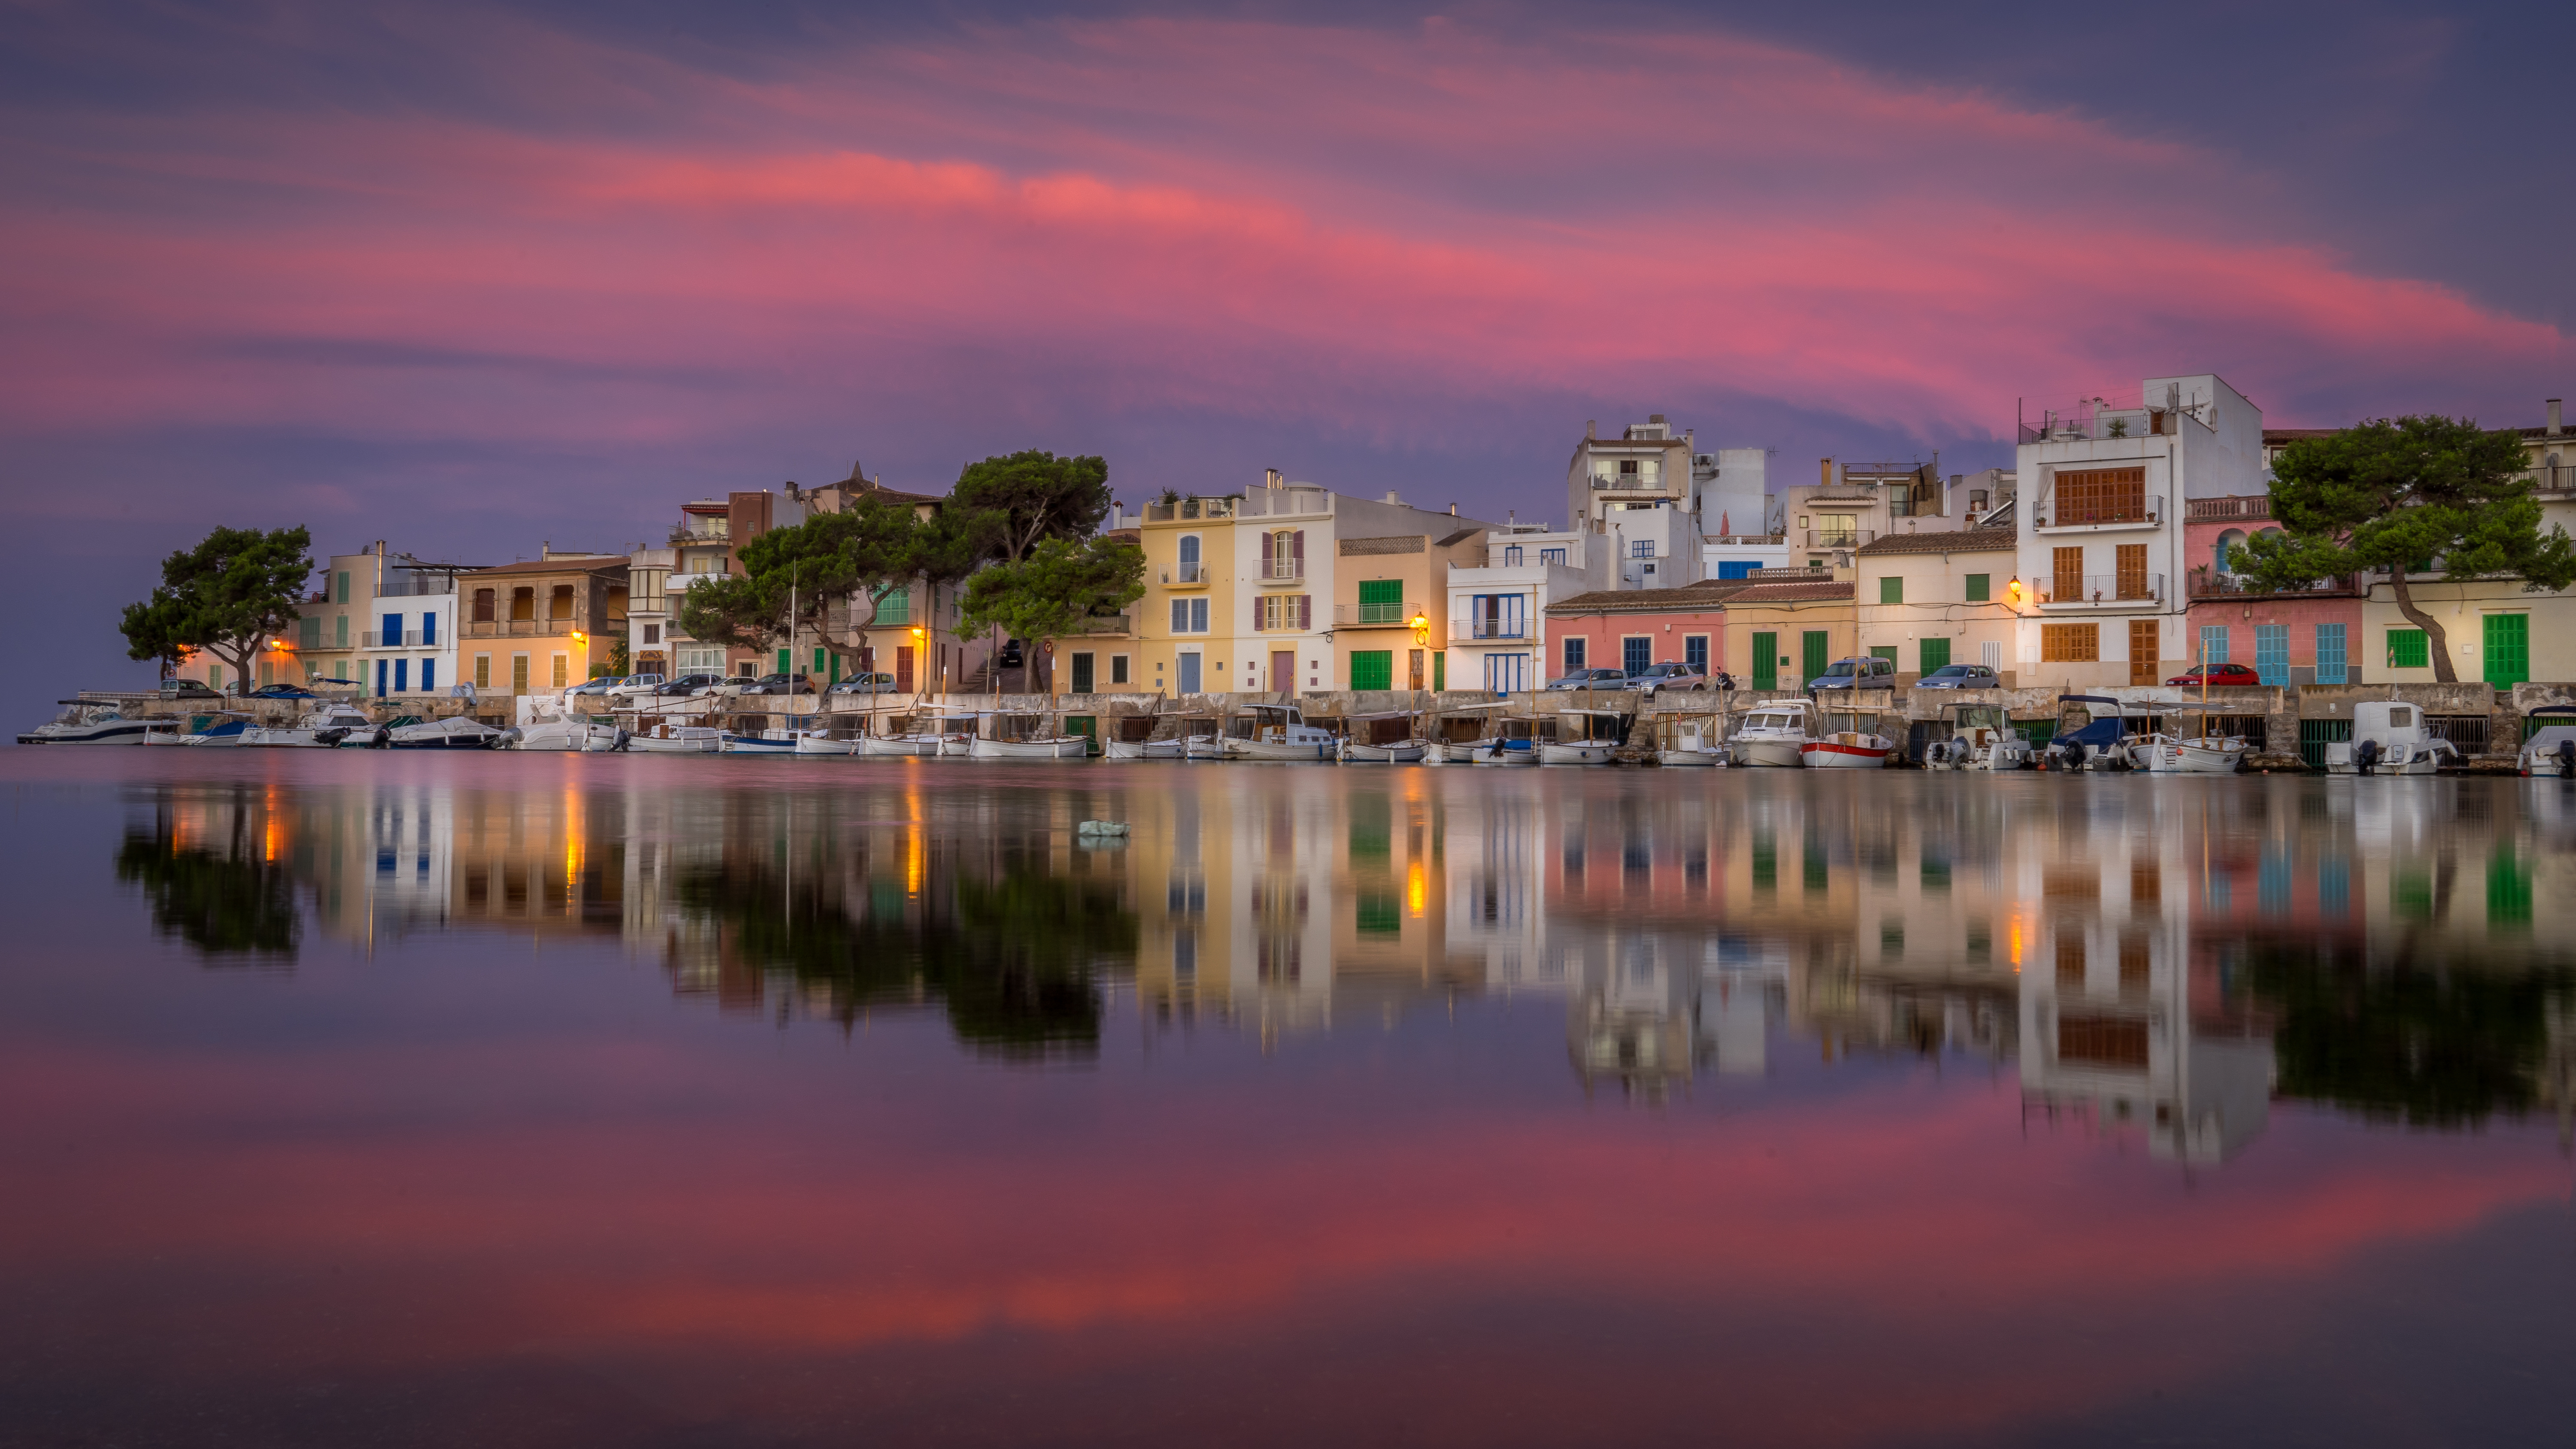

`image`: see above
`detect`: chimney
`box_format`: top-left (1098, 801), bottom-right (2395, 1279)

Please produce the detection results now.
top-left (1384, 491), bottom-right (1401, 505)
top-left (1265, 468), bottom-right (1283, 489)
top-left (2550, 399), bottom-right (2564, 437)
top-left (1449, 503), bottom-right (1456, 515)
top-left (1586, 420), bottom-right (1596, 440)
top-left (1820, 458), bottom-right (1833, 489)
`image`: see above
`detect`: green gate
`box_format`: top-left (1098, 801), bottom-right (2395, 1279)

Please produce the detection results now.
top-left (2299, 717), bottom-right (2351, 770)
top-left (1349, 650), bottom-right (1393, 690)
top-left (1802, 631), bottom-right (1830, 686)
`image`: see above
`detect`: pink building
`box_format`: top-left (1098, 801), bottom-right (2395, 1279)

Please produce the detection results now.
top-left (2183, 493), bottom-right (2362, 685)
top-left (1543, 583), bottom-right (1737, 679)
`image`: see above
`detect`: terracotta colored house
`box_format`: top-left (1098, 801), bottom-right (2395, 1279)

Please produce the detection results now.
top-left (1543, 583), bottom-right (1739, 680)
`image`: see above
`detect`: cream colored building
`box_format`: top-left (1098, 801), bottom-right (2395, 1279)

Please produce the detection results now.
top-left (1854, 527), bottom-right (2020, 685)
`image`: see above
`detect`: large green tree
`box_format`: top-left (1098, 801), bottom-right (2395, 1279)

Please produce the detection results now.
top-left (119, 526), bottom-right (315, 690)
top-left (958, 535), bottom-right (1145, 693)
top-left (675, 498), bottom-right (924, 676)
top-left (948, 450), bottom-right (1112, 564)
top-left (2238, 416), bottom-right (2573, 682)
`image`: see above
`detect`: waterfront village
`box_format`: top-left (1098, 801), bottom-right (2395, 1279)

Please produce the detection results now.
top-left (66, 371), bottom-right (2576, 768)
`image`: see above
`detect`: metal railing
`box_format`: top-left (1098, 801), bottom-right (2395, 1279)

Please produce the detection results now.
top-left (360, 630), bottom-right (435, 648)
top-left (2184, 496), bottom-right (2274, 522)
top-left (1143, 498), bottom-right (1238, 522)
top-left (2035, 494), bottom-right (2163, 528)
top-left (1804, 528), bottom-right (1877, 550)
top-left (1455, 617), bottom-right (1530, 640)
top-left (669, 524), bottom-right (729, 545)
top-left (2187, 571), bottom-right (2356, 599)
top-left (1589, 472), bottom-right (1666, 489)
top-left (1261, 558), bottom-right (1304, 582)
top-left (2035, 573), bottom-right (2164, 605)
top-left (464, 619), bottom-right (580, 638)
top-left (1336, 601), bottom-right (1420, 627)
top-left (1072, 614), bottom-right (1133, 635)
top-left (1164, 561), bottom-right (1208, 584)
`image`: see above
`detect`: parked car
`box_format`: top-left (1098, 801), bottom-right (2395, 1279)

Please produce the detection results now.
top-left (699, 675), bottom-right (760, 699)
top-left (605, 674), bottom-right (665, 700)
top-left (828, 673), bottom-right (902, 696)
top-left (997, 638), bottom-right (1026, 668)
top-left (1808, 656), bottom-right (1897, 691)
top-left (2166, 662), bottom-right (2262, 687)
top-left (1545, 667), bottom-right (1632, 692)
top-left (247, 684), bottom-right (317, 700)
top-left (1914, 663), bottom-right (2002, 690)
top-left (738, 673), bottom-right (814, 696)
top-left (1631, 661), bottom-right (1708, 696)
top-left (158, 679), bottom-right (222, 700)
top-left (656, 674), bottom-right (726, 696)
top-left (565, 676), bottom-right (621, 698)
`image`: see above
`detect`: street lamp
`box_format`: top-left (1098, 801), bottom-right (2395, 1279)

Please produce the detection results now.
top-left (1410, 609), bottom-right (1429, 646)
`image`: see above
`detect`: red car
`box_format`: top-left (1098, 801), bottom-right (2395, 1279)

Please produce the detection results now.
top-left (2166, 663), bottom-right (2262, 686)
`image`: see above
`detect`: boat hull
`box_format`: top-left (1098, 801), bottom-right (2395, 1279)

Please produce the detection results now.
top-left (1537, 742), bottom-right (1616, 766)
top-left (971, 737), bottom-right (1091, 759)
top-left (2138, 738), bottom-right (2248, 774)
top-left (861, 735), bottom-right (940, 757)
top-left (1657, 748), bottom-right (1724, 767)
top-left (1342, 742), bottom-right (1427, 763)
top-left (1225, 740), bottom-right (1337, 761)
top-left (1732, 737), bottom-right (1807, 769)
top-left (1106, 738), bottom-right (1185, 760)
top-left (719, 734), bottom-right (797, 754)
top-left (792, 734), bottom-right (856, 756)
top-left (1801, 739), bottom-right (1892, 768)
top-left (626, 734), bottom-right (720, 753)
top-left (1467, 741), bottom-right (1539, 766)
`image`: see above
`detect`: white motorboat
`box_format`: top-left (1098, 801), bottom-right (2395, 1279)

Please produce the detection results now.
top-left (628, 726), bottom-right (722, 753)
top-left (334, 712), bottom-right (425, 747)
top-left (720, 731), bottom-right (799, 754)
top-left (1801, 729), bottom-right (1894, 768)
top-left (792, 731), bottom-right (857, 756)
top-left (1653, 715), bottom-right (1727, 767)
top-left (2135, 733), bottom-right (2251, 774)
top-left (1341, 712), bottom-right (1427, 763)
top-left (2325, 700), bottom-right (2461, 775)
top-left (180, 718), bottom-right (256, 747)
top-left (1224, 703), bottom-right (1338, 761)
top-left (1539, 708), bottom-right (1625, 765)
top-left (2520, 704), bottom-right (2576, 777)
top-left (1728, 700), bottom-right (1815, 769)
top-left (2044, 694), bottom-right (2150, 772)
top-left (20, 703), bottom-right (184, 745)
top-left (1922, 704), bottom-right (2031, 771)
top-left (387, 716), bottom-right (506, 750)
top-left (506, 716), bottom-right (628, 751)
top-left (971, 710), bottom-right (1092, 759)
top-left (245, 703), bottom-right (378, 747)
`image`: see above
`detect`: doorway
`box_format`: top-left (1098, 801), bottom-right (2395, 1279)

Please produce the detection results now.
top-left (2129, 620), bottom-right (2159, 686)
top-left (1179, 652), bottom-right (1203, 694)
top-left (1271, 650), bottom-right (1294, 693)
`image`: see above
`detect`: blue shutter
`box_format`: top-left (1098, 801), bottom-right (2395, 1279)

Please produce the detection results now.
top-left (2314, 623), bottom-right (2346, 685)
top-left (2254, 625), bottom-right (2288, 685)
top-left (421, 659), bottom-right (436, 693)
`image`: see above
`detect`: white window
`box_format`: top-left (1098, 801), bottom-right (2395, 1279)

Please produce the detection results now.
top-left (677, 645), bottom-right (723, 674)
top-left (1540, 547), bottom-right (1566, 566)
top-left (1169, 598), bottom-right (1210, 634)
top-left (1485, 653), bottom-right (1530, 691)
top-left (1630, 540), bottom-right (1655, 559)
top-left (1980, 641), bottom-right (2002, 671)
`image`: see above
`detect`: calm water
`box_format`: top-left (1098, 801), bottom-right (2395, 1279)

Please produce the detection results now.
top-left (4, 750), bottom-right (2573, 1447)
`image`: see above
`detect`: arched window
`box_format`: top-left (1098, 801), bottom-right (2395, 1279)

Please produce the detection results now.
top-left (510, 586), bottom-right (535, 621)
top-left (2214, 529), bottom-right (2246, 574)
top-left (471, 588), bottom-right (495, 623)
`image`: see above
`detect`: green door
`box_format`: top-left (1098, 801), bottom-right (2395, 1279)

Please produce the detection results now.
top-left (2483, 614), bottom-right (2529, 686)
top-left (1433, 651), bottom-right (1445, 691)
top-left (1919, 636), bottom-right (1950, 675)
top-left (1350, 650), bottom-right (1393, 690)
top-left (1802, 631), bottom-right (1830, 686)
top-left (1358, 579), bottom-right (1405, 625)
top-left (1751, 632), bottom-right (1777, 691)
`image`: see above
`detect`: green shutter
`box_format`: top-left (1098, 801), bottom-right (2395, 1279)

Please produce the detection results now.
top-left (1751, 632), bottom-right (1777, 691)
top-left (1350, 650), bottom-right (1393, 690)
top-left (2483, 614), bottom-right (2528, 686)
top-left (1358, 579), bottom-right (1405, 625)
top-left (1802, 631), bottom-right (1830, 684)
top-left (1433, 651), bottom-right (1445, 691)
top-left (2387, 628), bottom-right (2428, 669)
top-left (1964, 574), bottom-right (1990, 603)
top-left (1919, 637), bottom-right (1950, 674)
top-left (1071, 652), bottom-right (1095, 693)
top-left (1879, 577), bottom-right (1903, 605)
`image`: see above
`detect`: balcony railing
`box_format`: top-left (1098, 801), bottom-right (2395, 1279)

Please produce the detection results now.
top-left (2184, 496), bottom-right (2274, 522)
top-left (1261, 558), bottom-right (1304, 582)
top-left (465, 619), bottom-right (581, 638)
top-left (1163, 561), bottom-right (1208, 585)
top-left (2186, 571), bottom-right (2356, 599)
top-left (1335, 601), bottom-right (1422, 627)
top-left (1143, 498), bottom-right (1238, 522)
top-left (665, 570), bottom-right (725, 590)
top-left (669, 524), bottom-right (729, 546)
top-left (1072, 613), bottom-right (1133, 635)
top-left (361, 630), bottom-right (436, 648)
top-left (1748, 566), bottom-right (1832, 580)
top-left (1704, 533), bottom-right (1785, 546)
top-left (2035, 495), bottom-right (2163, 529)
top-left (1455, 617), bottom-right (1531, 640)
top-left (1589, 472), bottom-right (1666, 489)
top-left (2036, 574), bottom-right (2164, 606)
top-left (1804, 528), bottom-right (1877, 550)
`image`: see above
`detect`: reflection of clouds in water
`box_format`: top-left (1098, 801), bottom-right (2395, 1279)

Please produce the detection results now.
top-left (121, 769), bottom-right (2576, 1157)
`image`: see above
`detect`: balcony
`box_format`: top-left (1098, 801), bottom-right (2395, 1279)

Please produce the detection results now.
top-left (465, 619), bottom-right (581, 638)
top-left (361, 630), bottom-right (437, 648)
top-left (2036, 574), bottom-right (2164, 607)
top-left (1163, 560), bottom-right (1209, 586)
top-left (1143, 497), bottom-right (1238, 522)
top-left (2035, 495), bottom-right (2163, 531)
top-left (1260, 558), bottom-right (1305, 582)
top-left (669, 523), bottom-right (729, 546)
top-left (1335, 601), bottom-right (1423, 628)
top-left (1589, 472), bottom-right (1666, 490)
top-left (1803, 528), bottom-right (1877, 550)
top-left (1072, 613), bottom-right (1134, 635)
top-left (2186, 570), bottom-right (2357, 600)
top-left (1703, 533), bottom-right (1784, 546)
top-left (665, 570), bottom-right (726, 590)
top-left (1455, 617), bottom-right (1531, 641)
top-left (2184, 496), bottom-right (2274, 522)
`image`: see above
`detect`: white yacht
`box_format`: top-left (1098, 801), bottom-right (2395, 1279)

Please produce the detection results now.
top-left (18, 704), bottom-right (177, 745)
top-left (1729, 700), bottom-right (1816, 769)
top-left (2324, 701), bottom-right (2459, 775)
top-left (386, 716), bottom-right (506, 750)
top-left (245, 702), bottom-right (377, 747)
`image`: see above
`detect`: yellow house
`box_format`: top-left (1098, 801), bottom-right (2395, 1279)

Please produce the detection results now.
top-left (1128, 493), bottom-right (1249, 696)
top-left (460, 554), bottom-right (628, 694)
top-left (1855, 528), bottom-right (2020, 685)
top-left (1718, 580), bottom-right (1857, 691)
top-left (1331, 526), bottom-right (1485, 692)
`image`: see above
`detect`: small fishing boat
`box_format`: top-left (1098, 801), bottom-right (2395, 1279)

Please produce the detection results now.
top-left (626, 725), bottom-right (722, 754)
top-left (719, 729), bottom-right (799, 754)
top-left (180, 718), bottom-right (257, 747)
top-left (1921, 703), bottom-right (2032, 771)
top-left (2520, 704), bottom-right (2576, 777)
top-left (1539, 708), bottom-right (1625, 765)
top-left (1103, 711), bottom-right (1185, 760)
top-left (1340, 712), bottom-right (1427, 763)
top-left (508, 715), bottom-right (629, 751)
top-left (2044, 696), bottom-right (2144, 772)
top-left (971, 710), bottom-right (1091, 760)
top-left (1801, 728), bottom-right (1893, 768)
top-left (2324, 700), bottom-right (2460, 775)
top-left (387, 716), bottom-right (507, 750)
top-left (1425, 703), bottom-right (1510, 764)
top-left (1468, 714), bottom-right (1540, 766)
top-left (1653, 714), bottom-right (1727, 767)
top-left (792, 730), bottom-right (857, 756)
top-left (1728, 699), bottom-right (1816, 769)
top-left (1224, 702), bottom-right (1337, 761)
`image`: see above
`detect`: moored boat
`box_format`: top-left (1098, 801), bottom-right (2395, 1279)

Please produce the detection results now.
top-left (2520, 704), bottom-right (2576, 777)
top-left (1340, 711), bottom-right (1426, 763)
top-left (19, 702), bottom-right (182, 745)
top-left (1922, 703), bottom-right (2032, 771)
top-left (1801, 729), bottom-right (1893, 768)
top-left (2327, 700), bottom-right (2461, 775)
top-left (1728, 699), bottom-right (1815, 768)
top-left (245, 703), bottom-right (377, 747)
top-left (627, 725), bottom-right (721, 753)
top-left (970, 710), bottom-right (1091, 759)
top-left (1224, 702), bottom-right (1337, 761)
top-left (1653, 714), bottom-right (1727, 767)
top-left (1538, 708), bottom-right (1625, 765)
top-left (387, 716), bottom-right (507, 750)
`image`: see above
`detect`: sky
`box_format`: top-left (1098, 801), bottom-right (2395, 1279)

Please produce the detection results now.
top-left (3, 0), bottom-right (2571, 720)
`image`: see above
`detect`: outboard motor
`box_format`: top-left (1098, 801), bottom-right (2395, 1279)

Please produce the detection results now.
top-left (2354, 737), bottom-right (2381, 776)
top-left (2061, 739), bottom-right (2085, 772)
top-left (2557, 738), bottom-right (2573, 781)
top-left (492, 727), bottom-right (521, 750)
top-left (612, 728), bottom-right (632, 753)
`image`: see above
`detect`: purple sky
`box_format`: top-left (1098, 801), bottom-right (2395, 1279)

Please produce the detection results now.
top-left (3, 0), bottom-right (2568, 720)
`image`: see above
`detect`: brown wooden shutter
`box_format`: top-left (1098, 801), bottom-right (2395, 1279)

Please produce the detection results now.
top-left (1253, 595), bottom-right (1266, 631)
top-left (1292, 531), bottom-right (1305, 574)
top-left (2115, 544), bottom-right (2148, 600)
top-left (2052, 546), bottom-right (2084, 601)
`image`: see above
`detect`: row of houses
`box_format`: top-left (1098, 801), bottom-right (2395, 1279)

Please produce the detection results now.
top-left (177, 374), bottom-right (2576, 701)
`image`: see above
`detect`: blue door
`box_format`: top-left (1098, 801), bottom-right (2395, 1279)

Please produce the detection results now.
top-left (393, 659), bottom-right (408, 693)
top-left (421, 659), bottom-right (436, 693)
top-left (1178, 652), bottom-right (1202, 693)
top-left (2255, 624), bottom-right (2288, 685)
top-left (382, 612), bottom-right (403, 647)
top-left (374, 659), bottom-right (387, 698)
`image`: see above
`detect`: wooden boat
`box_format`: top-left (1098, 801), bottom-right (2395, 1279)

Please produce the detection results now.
top-left (509, 716), bottom-right (628, 751)
top-left (1425, 703), bottom-right (1510, 763)
top-left (970, 710), bottom-right (1091, 760)
top-left (1224, 702), bottom-right (1337, 761)
top-left (1801, 729), bottom-right (1893, 768)
top-left (1728, 699), bottom-right (1814, 769)
top-left (1539, 708), bottom-right (1625, 765)
top-left (1104, 708), bottom-right (1185, 760)
top-left (1340, 712), bottom-right (1426, 763)
top-left (1468, 714), bottom-right (1540, 766)
top-left (628, 725), bottom-right (722, 753)
top-left (792, 731), bottom-right (857, 756)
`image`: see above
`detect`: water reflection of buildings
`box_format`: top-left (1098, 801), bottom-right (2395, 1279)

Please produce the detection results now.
top-left (120, 770), bottom-right (2576, 1152)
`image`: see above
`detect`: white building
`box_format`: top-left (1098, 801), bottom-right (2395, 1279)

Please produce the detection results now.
top-left (1565, 415), bottom-right (1783, 589)
top-left (2011, 374), bottom-right (2266, 690)
top-left (1443, 523), bottom-right (1598, 692)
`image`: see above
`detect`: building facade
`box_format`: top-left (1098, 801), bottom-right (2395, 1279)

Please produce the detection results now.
top-left (459, 553), bottom-right (629, 695)
top-left (1854, 528), bottom-right (2020, 685)
top-left (1445, 524), bottom-right (1599, 693)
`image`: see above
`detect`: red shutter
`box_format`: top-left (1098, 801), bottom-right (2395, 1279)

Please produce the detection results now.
top-left (1253, 596), bottom-right (1266, 632)
top-left (1292, 531), bottom-right (1306, 570)
top-left (1297, 595), bottom-right (1311, 630)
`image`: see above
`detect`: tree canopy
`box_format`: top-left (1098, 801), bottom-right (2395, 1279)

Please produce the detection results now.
top-left (957, 535), bottom-right (1145, 693)
top-left (674, 497), bottom-right (925, 671)
top-left (2238, 416), bottom-right (2573, 682)
top-left (119, 526), bottom-right (315, 690)
top-left (949, 450), bottom-right (1112, 563)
